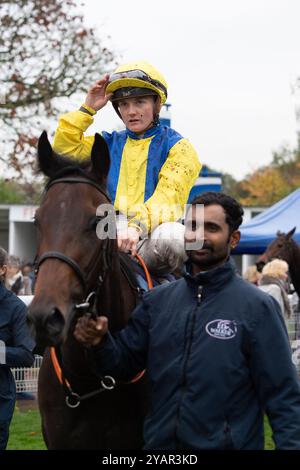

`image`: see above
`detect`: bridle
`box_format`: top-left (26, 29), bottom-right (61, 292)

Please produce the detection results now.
top-left (34, 176), bottom-right (112, 310)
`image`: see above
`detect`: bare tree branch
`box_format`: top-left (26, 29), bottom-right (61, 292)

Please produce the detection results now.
top-left (0, 0), bottom-right (117, 183)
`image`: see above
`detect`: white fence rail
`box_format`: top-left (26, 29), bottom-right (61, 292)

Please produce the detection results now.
top-left (287, 298), bottom-right (300, 375)
top-left (12, 355), bottom-right (43, 393)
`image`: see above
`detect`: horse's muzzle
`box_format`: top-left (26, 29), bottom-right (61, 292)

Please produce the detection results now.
top-left (27, 306), bottom-right (66, 347)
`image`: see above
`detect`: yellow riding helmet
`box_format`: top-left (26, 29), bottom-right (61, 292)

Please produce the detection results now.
top-left (106, 61), bottom-right (168, 105)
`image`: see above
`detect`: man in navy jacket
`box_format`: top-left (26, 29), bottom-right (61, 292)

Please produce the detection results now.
top-left (75, 192), bottom-right (300, 450)
top-left (0, 247), bottom-right (35, 450)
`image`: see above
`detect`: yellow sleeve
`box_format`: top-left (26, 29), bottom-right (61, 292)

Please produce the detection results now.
top-left (128, 139), bottom-right (201, 233)
top-left (52, 109), bottom-right (96, 160)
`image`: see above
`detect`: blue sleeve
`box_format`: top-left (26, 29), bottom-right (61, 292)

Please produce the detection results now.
top-left (5, 303), bottom-right (35, 367)
top-left (89, 297), bottom-right (150, 382)
top-left (249, 296), bottom-right (300, 449)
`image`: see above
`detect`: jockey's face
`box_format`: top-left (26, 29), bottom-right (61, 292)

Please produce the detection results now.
top-left (184, 204), bottom-right (240, 274)
top-left (117, 96), bottom-right (156, 135)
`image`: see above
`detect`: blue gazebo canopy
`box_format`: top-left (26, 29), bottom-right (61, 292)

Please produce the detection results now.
top-left (234, 188), bottom-right (300, 254)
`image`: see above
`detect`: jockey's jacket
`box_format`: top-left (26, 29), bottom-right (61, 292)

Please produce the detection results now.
top-left (53, 109), bottom-right (201, 232)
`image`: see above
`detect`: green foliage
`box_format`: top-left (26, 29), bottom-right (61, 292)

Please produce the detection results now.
top-left (0, 178), bottom-right (43, 204)
top-left (221, 173), bottom-right (242, 200)
top-left (209, 132), bottom-right (300, 205)
top-left (0, 179), bottom-right (25, 203)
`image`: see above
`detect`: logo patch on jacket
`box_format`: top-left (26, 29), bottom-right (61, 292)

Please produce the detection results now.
top-left (205, 319), bottom-right (237, 340)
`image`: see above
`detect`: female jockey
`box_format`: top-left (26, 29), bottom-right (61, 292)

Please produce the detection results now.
top-left (53, 61), bottom-right (201, 257)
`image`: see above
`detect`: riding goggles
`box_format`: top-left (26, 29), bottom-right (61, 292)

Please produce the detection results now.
top-left (108, 69), bottom-right (168, 98)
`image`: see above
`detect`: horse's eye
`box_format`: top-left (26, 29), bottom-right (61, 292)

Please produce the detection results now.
top-left (90, 216), bottom-right (103, 230)
top-left (32, 216), bottom-right (39, 227)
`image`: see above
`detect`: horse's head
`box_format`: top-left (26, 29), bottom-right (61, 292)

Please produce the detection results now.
top-left (27, 131), bottom-right (114, 348)
top-left (256, 226), bottom-right (296, 271)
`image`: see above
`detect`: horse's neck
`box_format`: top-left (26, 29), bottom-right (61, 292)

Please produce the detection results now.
top-left (288, 242), bottom-right (300, 298)
top-left (99, 254), bottom-right (137, 332)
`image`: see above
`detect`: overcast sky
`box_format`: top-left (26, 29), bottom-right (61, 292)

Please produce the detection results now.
top-left (79, 0), bottom-right (300, 180)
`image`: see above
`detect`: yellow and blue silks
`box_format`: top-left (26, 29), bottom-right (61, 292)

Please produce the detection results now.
top-left (53, 109), bottom-right (201, 233)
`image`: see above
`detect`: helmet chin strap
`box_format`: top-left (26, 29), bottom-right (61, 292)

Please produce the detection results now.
top-left (151, 96), bottom-right (162, 127)
top-left (152, 114), bottom-right (160, 126)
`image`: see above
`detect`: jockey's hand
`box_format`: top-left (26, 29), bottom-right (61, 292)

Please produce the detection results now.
top-left (84, 75), bottom-right (112, 112)
top-left (117, 226), bottom-right (141, 254)
top-left (74, 315), bottom-right (108, 348)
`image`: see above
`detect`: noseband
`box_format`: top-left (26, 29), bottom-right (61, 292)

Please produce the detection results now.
top-left (34, 176), bottom-right (112, 299)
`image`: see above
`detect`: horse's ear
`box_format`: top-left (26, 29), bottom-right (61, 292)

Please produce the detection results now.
top-left (37, 131), bottom-right (61, 178)
top-left (276, 230), bottom-right (282, 236)
top-left (287, 226), bottom-right (296, 239)
top-left (90, 133), bottom-right (110, 182)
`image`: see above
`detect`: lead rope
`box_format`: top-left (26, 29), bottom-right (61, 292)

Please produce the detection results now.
top-left (124, 253), bottom-right (153, 384)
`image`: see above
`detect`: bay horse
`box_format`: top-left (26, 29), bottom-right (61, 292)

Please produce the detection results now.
top-left (256, 227), bottom-right (300, 299)
top-left (27, 131), bottom-right (148, 449)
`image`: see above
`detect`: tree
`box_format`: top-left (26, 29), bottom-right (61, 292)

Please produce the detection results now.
top-left (0, 178), bottom-right (41, 203)
top-left (0, 0), bottom-right (116, 180)
top-left (220, 172), bottom-right (243, 200)
top-left (235, 134), bottom-right (300, 206)
top-left (238, 167), bottom-right (290, 206)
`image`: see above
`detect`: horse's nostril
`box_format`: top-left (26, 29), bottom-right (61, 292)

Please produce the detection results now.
top-left (44, 308), bottom-right (65, 339)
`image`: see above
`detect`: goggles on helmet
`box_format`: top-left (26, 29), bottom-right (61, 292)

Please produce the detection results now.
top-left (108, 69), bottom-right (167, 99)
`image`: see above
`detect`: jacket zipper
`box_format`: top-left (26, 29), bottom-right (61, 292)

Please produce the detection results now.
top-left (174, 285), bottom-right (203, 445)
top-left (197, 285), bottom-right (203, 305)
top-left (223, 420), bottom-right (233, 449)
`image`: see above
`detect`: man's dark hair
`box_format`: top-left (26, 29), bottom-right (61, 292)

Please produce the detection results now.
top-left (190, 191), bottom-right (244, 233)
top-left (0, 247), bottom-right (8, 267)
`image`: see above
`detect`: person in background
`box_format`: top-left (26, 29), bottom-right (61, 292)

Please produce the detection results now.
top-left (21, 261), bottom-right (35, 294)
top-left (74, 192), bottom-right (300, 450)
top-left (258, 258), bottom-right (291, 321)
top-left (0, 247), bottom-right (35, 450)
top-left (5, 255), bottom-right (32, 296)
top-left (53, 61), bottom-right (201, 265)
top-left (243, 265), bottom-right (261, 285)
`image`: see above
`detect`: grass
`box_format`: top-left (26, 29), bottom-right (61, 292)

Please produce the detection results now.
top-left (264, 416), bottom-right (275, 450)
top-left (6, 405), bottom-right (275, 450)
top-left (7, 405), bottom-right (46, 450)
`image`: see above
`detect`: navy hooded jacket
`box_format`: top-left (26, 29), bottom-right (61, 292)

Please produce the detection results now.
top-left (90, 258), bottom-right (300, 450)
top-left (0, 283), bottom-right (35, 421)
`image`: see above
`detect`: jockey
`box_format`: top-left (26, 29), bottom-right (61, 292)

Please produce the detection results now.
top-left (53, 61), bottom-right (201, 271)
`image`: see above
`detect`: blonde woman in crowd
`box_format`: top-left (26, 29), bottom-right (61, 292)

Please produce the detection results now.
top-left (243, 265), bottom-right (261, 286)
top-left (258, 259), bottom-right (291, 320)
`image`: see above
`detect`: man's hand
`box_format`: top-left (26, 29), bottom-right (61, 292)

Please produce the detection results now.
top-left (74, 315), bottom-right (108, 348)
top-left (84, 75), bottom-right (112, 112)
top-left (117, 226), bottom-right (141, 254)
